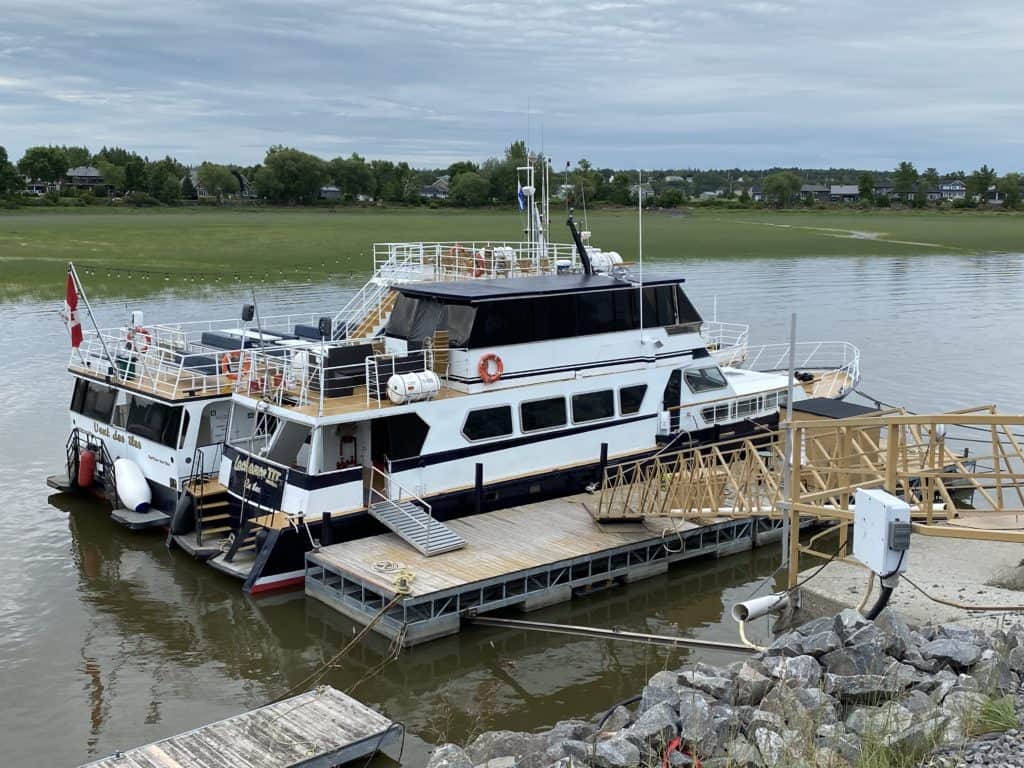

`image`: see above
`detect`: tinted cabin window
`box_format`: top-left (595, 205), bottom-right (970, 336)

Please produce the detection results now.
top-left (572, 391), bottom-right (615, 423)
top-left (642, 285), bottom-right (677, 328)
top-left (577, 292), bottom-right (618, 335)
top-left (619, 384), bottom-right (647, 415)
top-left (684, 366), bottom-right (728, 393)
top-left (125, 397), bottom-right (183, 447)
top-left (73, 381), bottom-right (118, 422)
top-left (676, 288), bottom-right (702, 325)
top-left (446, 304), bottom-right (477, 346)
top-left (520, 397), bottom-right (567, 432)
top-left (372, 413), bottom-right (429, 462)
top-left (386, 296), bottom-right (419, 339)
top-left (463, 406), bottom-right (513, 441)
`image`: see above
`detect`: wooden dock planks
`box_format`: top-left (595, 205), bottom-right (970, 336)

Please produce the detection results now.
top-left (310, 494), bottom-right (701, 598)
top-left (81, 686), bottom-right (396, 768)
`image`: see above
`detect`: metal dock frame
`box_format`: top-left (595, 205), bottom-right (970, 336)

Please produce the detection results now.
top-left (305, 516), bottom-right (788, 646)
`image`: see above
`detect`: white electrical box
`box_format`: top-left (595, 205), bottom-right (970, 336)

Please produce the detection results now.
top-left (853, 488), bottom-right (911, 576)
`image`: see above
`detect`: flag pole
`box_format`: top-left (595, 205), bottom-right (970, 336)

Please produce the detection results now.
top-left (69, 262), bottom-right (123, 382)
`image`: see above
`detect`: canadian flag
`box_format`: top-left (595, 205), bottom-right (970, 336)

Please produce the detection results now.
top-left (65, 270), bottom-right (83, 348)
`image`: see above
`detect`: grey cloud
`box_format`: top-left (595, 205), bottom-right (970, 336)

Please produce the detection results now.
top-left (0, 0), bottom-right (1021, 170)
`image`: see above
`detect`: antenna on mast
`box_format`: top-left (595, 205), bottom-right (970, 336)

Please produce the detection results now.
top-left (638, 169), bottom-right (644, 341)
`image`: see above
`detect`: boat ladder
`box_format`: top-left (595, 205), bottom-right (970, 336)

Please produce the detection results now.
top-left (367, 467), bottom-right (465, 556)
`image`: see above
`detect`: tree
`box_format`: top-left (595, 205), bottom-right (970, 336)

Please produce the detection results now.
top-left (968, 164), bottom-right (997, 200)
top-left (0, 146), bottom-right (22, 196)
top-left (62, 146), bottom-right (91, 168)
top-left (197, 162), bottom-right (239, 201)
top-left (95, 160), bottom-right (126, 194)
top-left (447, 161), bottom-right (478, 181)
top-left (607, 173), bottom-right (631, 205)
top-left (923, 167), bottom-right (940, 191)
top-left (147, 156), bottom-right (185, 203)
top-left (18, 146), bottom-right (69, 183)
top-left (858, 172), bottom-right (875, 204)
top-left (448, 171), bottom-right (489, 206)
top-left (256, 146), bottom-right (327, 204)
top-left (656, 188), bottom-right (685, 208)
top-left (893, 161), bottom-right (918, 199)
top-left (181, 172), bottom-right (197, 200)
top-left (327, 153), bottom-right (372, 199)
top-left (763, 171), bottom-right (802, 207)
top-left (998, 173), bottom-right (1022, 210)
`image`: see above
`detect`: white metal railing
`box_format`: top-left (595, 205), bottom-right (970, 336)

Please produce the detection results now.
top-left (329, 240), bottom-right (580, 342)
top-left (740, 341), bottom-right (861, 398)
top-left (69, 311), bottom-right (333, 400)
top-left (235, 342), bottom-right (443, 416)
top-left (368, 464), bottom-right (439, 549)
top-left (701, 320), bottom-right (750, 366)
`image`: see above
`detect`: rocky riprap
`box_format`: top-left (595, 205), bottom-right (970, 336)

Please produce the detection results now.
top-left (426, 608), bottom-right (1024, 768)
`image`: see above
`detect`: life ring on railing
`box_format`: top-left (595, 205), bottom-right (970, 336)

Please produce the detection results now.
top-left (478, 352), bottom-right (503, 384)
top-left (220, 351), bottom-right (251, 382)
top-left (473, 250), bottom-right (487, 278)
top-left (127, 326), bottom-right (151, 353)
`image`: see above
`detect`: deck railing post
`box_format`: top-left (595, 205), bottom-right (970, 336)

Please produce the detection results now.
top-left (475, 463), bottom-right (484, 515)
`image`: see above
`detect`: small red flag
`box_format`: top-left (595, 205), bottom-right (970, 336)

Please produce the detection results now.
top-left (65, 271), bottom-right (83, 348)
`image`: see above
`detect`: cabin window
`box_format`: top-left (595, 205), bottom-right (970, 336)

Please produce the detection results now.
top-left (463, 406), bottom-right (514, 441)
top-left (684, 366), bottom-right (728, 393)
top-left (520, 397), bottom-right (567, 432)
top-left (125, 397), bottom-right (183, 448)
top-left (177, 411), bottom-right (191, 450)
top-left (619, 385), bottom-right (647, 415)
top-left (735, 397), bottom-right (758, 419)
top-left (572, 390), bottom-right (615, 423)
top-left (386, 295), bottom-right (419, 339)
top-left (446, 304), bottom-right (477, 346)
top-left (702, 403), bottom-right (730, 424)
top-left (71, 380), bottom-right (118, 422)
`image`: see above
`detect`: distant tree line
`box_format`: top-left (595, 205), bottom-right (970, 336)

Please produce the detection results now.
top-left (1, 141), bottom-right (1022, 211)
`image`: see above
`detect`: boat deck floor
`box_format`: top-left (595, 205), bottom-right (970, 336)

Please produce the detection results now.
top-left (309, 494), bottom-right (702, 599)
top-left (79, 685), bottom-right (396, 768)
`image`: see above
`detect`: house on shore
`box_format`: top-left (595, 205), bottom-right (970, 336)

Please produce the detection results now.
top-left (65, 166), bottom-right (104, 191)
top-left (630, 182), bottom-right (655, 203)
top-left (800, 183), bottom-right (830, 202)
top-left (830, 184), bottom-right (859, 203)
top-left (939, 180), bottom-right (967, 200)
top-left (420, 175), bottom-right (450, 200)
top-left (319, 185), bottom-right (341, 201)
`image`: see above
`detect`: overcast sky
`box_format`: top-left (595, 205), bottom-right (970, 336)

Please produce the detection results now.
top-left (2, 1), bottom-right (1022, 171)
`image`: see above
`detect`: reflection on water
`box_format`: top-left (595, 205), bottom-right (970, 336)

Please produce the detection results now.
top-left (3, 252), bottom-right (1024, 765)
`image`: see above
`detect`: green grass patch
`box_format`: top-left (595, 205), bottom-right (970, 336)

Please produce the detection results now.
top-left (967, 695), bottom-right (1019, 736)
top-left (3, 206), bottom-right (1024, 301)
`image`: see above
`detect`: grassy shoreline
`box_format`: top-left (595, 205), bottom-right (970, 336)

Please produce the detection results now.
top-left (3, 207), bottom-right (1023, 300)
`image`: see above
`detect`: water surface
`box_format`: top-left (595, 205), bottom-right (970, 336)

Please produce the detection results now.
top-left (2, 252), bottom-right (1023, 765)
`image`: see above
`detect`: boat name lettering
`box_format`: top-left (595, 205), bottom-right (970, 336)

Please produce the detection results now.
top-left (232, 456), bottom-right (284, 488)
top-left (92, 422), bottom-right (142, 449)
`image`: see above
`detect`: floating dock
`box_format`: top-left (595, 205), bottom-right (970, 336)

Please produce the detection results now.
top-left (306, 494), bottom-right (788, 645)
top-left (80, 686), bottom-right (397, 768)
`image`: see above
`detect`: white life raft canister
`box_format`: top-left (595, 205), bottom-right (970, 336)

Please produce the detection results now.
top-left (113, 458), bottom-right (153, 513)
top-left (387, 371), bottom-right (441, 404)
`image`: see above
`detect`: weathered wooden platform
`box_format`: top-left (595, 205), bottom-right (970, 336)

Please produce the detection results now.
top-left (80, 686), bottom-right (397, 768)
top-left (306, 495), bottom-right (789, 645)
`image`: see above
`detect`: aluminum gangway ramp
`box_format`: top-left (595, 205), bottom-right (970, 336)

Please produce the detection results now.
top-left (367, 499), bottom-right (466, 556)
top-left (80, 686), bottom-right (398, 768)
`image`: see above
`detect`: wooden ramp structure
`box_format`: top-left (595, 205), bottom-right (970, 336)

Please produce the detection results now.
top-left (80, 686), bottom-right (397, 768)
top-left (594, 403), bottom-right (1024, 589)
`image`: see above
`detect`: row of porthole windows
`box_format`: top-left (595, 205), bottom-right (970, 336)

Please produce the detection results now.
top-left (462, 384), bottom-right (649, 442)
top-left (700, 390), bottom-right (787, 425)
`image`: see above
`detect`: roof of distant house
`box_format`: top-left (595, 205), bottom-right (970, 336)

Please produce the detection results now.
top-left (66, 165), bottom-right (102, 178)
top-left (830, 184), bottom-right (859, 195)
top-left (801, 184), bottom-right (828, 193)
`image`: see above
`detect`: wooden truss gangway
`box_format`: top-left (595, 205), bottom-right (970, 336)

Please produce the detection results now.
top-left (595, 405), bottom-right (1024, 587)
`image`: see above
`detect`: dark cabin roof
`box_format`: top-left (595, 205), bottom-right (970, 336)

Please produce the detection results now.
top-left (791, 398), bottom-right (879, 420)
top-left (396, 274), bottom-right (684, 303)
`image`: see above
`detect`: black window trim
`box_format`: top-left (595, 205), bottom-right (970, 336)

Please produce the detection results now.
top-left (519, 395), bottom-right (568, 433)
top-left (570, 388), bottom-right (616, 425)
top-left (618, 383), bottom-right (648, 416)
top-left (461, 403), bottom-right (516, 442)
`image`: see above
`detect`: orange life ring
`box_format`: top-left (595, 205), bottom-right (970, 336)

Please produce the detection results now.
top-left (478, 353), bottom-right (503, 384)
top-left (473, 251), bottom-right (486, 278)
top-left (127, 325), bottom-right (151, 352)
top-left (220, 351), bottom-right (251, 382)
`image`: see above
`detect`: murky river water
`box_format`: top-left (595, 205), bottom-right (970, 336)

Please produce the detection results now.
top-left (3, 253), bottom-right (1024, 766)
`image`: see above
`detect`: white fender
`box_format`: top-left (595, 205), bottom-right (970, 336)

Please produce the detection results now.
top-left (114, 458), bottom-right (152, 513)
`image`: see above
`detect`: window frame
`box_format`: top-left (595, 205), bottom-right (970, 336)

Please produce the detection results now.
top-left (619, 384), bottom-right (648, 416)
top-left (461, 404), bottom-right (515, 442)
top-left (683, 365), bottom-right (729, 394)
top-left (570, 389), bottom-right (616, 425)
top-left (519, 396), bottom-right (568, 433)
